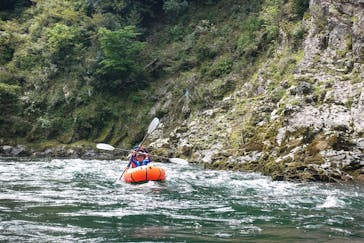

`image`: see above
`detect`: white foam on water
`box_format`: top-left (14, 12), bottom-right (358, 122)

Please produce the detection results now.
top-left (330, 227), bottom-right (352, 235)
top-left (1, 158), bottom-right (363, 242)
top-left (58, 208), bottom-right (154, 218)
top-left (316, 195), bottom-right (345, 209)
top-left (212, 206), bottom-right (235, 213)
top-left (239, 225), bottom-right (263, 235)
top-left (302, 224), bottom-right (323, 229)
top-left (214, 232), bottom-right (232, 238)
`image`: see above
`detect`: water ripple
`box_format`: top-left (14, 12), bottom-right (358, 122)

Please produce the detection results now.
top-left (1, 158), bottom-right (363, 242)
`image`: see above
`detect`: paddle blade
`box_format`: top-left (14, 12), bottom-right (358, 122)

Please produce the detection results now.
top-left (169, 158), bottom-right (189, 165)
top-left (96, 143), bottom-right (115, 151)
top-left (148, 117), bottom-right (160, 134)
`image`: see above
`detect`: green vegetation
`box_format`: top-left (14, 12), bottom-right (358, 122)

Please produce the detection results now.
top-left (96, 26), bottom-right (146, 92)
top-left (0, 82), bottom-right (24, 137)
top-left (0, 0), bottom-right (311, 148)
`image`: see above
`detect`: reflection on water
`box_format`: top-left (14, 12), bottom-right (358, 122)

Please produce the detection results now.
top-left (0, 158), bottom-right (363, 242)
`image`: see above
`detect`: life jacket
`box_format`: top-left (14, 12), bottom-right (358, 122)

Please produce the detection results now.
top-left (129, 146), bottom-right (151, 168)
top-left (130, 156), bottom-right (140, 168)
top-left (129, 156), bottom-right (151, 168)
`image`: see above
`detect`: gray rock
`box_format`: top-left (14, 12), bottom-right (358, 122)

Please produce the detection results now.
top-left (297, 81), bottom-right (312, 95)
top-left (12, 145), bottom-right (30, 156)
top-left (2, 145), bottom-right (13, 155)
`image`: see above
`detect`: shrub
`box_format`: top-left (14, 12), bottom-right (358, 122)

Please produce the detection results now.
top-left (96, 26), bottom-right (146, 92)
top-left (163, 0), bottom-right (189, 16)
top-left (201, 56), bottom-right (233, 80)
top-left (237, 15), bottom-right (263, 55)
top-left (0, 0), bottom-right (32, 12)
top-left (0, 83), bottom-right (20, 132)
top-left (290, 0), bottom-right (310, 19)
top-left (45, 23), bottom-right (81, 54)
top-left (0, 30), bottom-right (14, 64)
top-left (0, 69), bottom-right (15, 84)
top-left (168, 24), bottom-right (186, 42)
top-left (196, 44), bottom-right (218, 62)
top-left (0, 82), bottom-right (20, 106)
top-left (291, 23), bottom-right (306, 49)
top-left (260, 0), bottom-right (283, 43)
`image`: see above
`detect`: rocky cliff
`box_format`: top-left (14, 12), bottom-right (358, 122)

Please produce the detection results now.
top-left (1, 0), bottom-right (363, 182)
top-left (149, 0), bottom-right (364, 182)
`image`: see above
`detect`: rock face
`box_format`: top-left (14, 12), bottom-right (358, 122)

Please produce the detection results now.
top-left (149, 0), bottom-right (364, 182)
top-left (275, 0), bottom-right (364, 181)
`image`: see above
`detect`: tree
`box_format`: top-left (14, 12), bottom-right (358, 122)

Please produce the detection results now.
top-left (0, 82), bottom-right (20, 136)
top-left (163, 0), bottom-right (188, 15)
top-left (96, 26), bottom-right (146, 92)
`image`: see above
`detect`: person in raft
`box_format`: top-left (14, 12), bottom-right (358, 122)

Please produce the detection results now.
top-left (129, 145), bottom-right (152, 168)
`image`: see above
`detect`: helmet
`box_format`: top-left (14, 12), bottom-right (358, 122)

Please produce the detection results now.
top-left (136, 152), bottom-right (145, 157)
top-left (133, 145), bottom-right (139, 150)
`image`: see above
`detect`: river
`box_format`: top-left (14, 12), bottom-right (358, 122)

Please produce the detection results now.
top-left (0, 158), bottom-right (363, 242)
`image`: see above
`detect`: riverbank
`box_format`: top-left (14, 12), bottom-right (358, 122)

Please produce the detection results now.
top-left (0, 143), bottom-right (123, 160)
top-left (2, 142), bottom-right (364, 183)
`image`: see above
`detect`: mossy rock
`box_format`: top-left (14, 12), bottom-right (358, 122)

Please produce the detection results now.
top-left (261, 160), bottom-right (285, 176)
top-left (355, 174), bottom-right (364, 183)
top-left (286, 161), bottom-right (307, 170)
top-left (56, 129), bottom-right (74, 144)
top-left (95, 123), bottom-right (114, 143)
top-left (211, 78), bottom-right (237, 99)
top-left (271, 171), bottom-right (285, 181)
top-left (241, 141), bottom-right (264, 152)
top-left (148, 147), bottom-right (171, 159)
top-left (299, 170), bottom-right (316, 181)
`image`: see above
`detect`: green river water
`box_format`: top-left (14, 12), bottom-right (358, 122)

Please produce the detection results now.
top-left (0, 158), bottom-right (363, 242)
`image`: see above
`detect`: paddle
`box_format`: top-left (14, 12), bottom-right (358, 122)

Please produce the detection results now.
top-left (119, 165), bottom-right (129, 182)
top-left (96, 143), bottom-right (189, 165)
top-left (113, 117), bottom-right (159, 180)
top-left (96, 117), bottom-right (187, 181)
top-left (97, 118), bottom-right (160, 153)
top-left (139, 117), bottom-right (160, 147)
top-left (118, 117), bottom-right (160, 180)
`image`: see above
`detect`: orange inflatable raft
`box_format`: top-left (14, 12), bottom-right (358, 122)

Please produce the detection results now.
top-left (123, 165), bottom-right (166, 183)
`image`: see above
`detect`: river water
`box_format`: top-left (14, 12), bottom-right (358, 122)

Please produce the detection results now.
top-left (0, 158), bottom-right (363, 242)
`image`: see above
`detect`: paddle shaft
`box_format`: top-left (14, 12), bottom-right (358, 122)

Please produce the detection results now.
top-left (117, 118), bottom-right (159, 181)
top-left (138, 117), bottom-right (159, 149)
top-left (138, 135), bottom-right (148, 149)
top-left (118, 161), bottom-right (131, 181)
top-left (113, 147), bottom-right (170, 162)
top-left (97, 143), bottom-right (188, 164)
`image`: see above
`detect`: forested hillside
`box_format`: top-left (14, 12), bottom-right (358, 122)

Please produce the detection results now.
top-left (1, 0), bottom-right (363, 181)
top-left (0, 0), bottom-right (308, 145)
top-left (0, 0), bottom-right (177, 146)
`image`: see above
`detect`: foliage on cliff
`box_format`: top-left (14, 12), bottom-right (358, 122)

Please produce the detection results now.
top-left (0, 0), bottom-right (311, 148)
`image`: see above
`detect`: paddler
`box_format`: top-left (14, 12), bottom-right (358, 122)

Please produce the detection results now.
top-left (129, 145), bottom-right (152, 168)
